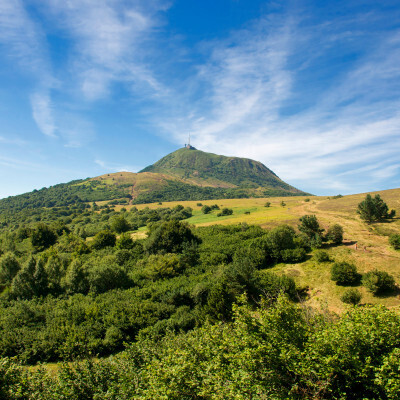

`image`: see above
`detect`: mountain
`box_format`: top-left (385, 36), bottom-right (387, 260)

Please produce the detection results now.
top-left (140, 148), bottom-right (297, 190)
top-left (0, 147), bottom-right (309, 215)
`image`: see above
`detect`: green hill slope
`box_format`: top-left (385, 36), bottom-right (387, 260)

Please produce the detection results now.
top-left (140, 148), bottom-right (302, 192)
top-left (0, 148), bottom-right (308, 219)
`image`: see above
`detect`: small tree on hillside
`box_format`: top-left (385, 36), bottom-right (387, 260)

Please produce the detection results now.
top-left (331, 262), bottom-right (360, 285)
top-left (326, 224), bottom-right (344, 245)
top-left (91, 230), bottom-right (116, 250)
top-left (357, 194), bottom-right (396, 223)
top-left (389, 234), bottom-right (400, 250)
top-left (201, 205), bottom-right (212, 214)
top-left (111, 216), bottom-right (131, 234)
top-left (341, 288), bottom-right (362, 305)
top-left (362, 269), bottom-right (396, 295)
top-left (31, 223), bottom-right (57, 251)
top-left (298, 215), bottom-right (324, 248)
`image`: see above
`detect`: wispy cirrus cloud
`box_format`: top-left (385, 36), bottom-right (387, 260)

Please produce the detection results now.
top-left (153, 8), bottom-right (400, 194)
top-left (44, 0), bottom-right (170, 100)
top-left (0, 0), bottom-right (59, 139)
top-left (30, 91), bottom-right (57, 137)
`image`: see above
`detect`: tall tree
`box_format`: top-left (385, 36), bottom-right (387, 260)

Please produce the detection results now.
top-left (357, 194), bottom-right (395, 223)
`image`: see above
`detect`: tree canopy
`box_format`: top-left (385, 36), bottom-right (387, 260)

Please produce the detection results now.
top-left (357, 194), bottom-right (395, 223)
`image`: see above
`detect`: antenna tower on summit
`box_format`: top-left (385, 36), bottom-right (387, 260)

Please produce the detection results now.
top-left (185, 133), bottom-right (195, 149)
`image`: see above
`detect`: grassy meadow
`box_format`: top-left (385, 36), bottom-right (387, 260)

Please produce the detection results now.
top-left (116, 189), bottom-right (400, 312)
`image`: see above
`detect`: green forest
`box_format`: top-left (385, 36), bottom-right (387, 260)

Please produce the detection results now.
top-left (1, 200), bottom-right (400, 399)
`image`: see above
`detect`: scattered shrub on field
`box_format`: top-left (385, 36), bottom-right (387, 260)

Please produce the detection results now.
top-left (389, 234), bottom-right (400, 250)
top-left (341, 288), bottom-right (362, 305)
top-left (217, 208), bottom-right (233, 217)
top-left (326, 224), bottom-right (344, 244)
top-left (362, 269), bottom-right (396, 295)
top-left (314, 250), bottom-right (330, 263)
top-left (331, 262), bottom-right (360, 285)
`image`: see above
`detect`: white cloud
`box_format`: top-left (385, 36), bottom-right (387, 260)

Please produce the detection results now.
top-left (152, 11), bottom-right (400, 194)
top-left (30, 91), bottom-right (57, 137)
top-left (45, 0), bottom-right (169, 100)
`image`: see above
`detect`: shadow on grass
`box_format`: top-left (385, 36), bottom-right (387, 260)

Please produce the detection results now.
top-left (335, 274), bottom-right (363, 287)
top-left (373, 285), bottom-right (400, 299)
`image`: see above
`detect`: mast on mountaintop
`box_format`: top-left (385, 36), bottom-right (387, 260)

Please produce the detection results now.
top-left (185, 133), bottom-right (195, 149)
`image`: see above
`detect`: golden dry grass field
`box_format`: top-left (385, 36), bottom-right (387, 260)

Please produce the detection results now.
top-left (119, 188), bottom-right (400, 312)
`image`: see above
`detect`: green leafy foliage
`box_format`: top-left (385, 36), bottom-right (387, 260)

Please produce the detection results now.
top-left (0, 253), bottom-right (20, 285)
top-left (110, 215), bottom-right (131, 233)
top-left (314, 249), bottom-right (330, 262)
top-left (357, 194), bottom-right (396, 223)
top-left (144, 220), bottom-right (200, 254)
top-left (362, 269), bottom-right (396, 295)
top-left (31, 224), bottom-right (57, 251)
top-left (90, 230), bottom-right (116, 250)
top-left (201, 205), bottom-right (211, 214)
top-left (298, 215), bottom-right (324, 248)
top-left (389, 233), bottom-right (400, 250)
top-left (326, 223), bottom-right (344, 244)
top-left (341, 288), bottom-right (362, 305)
top-left (3, 299), bottom-right (400, 399)
top-left (331, 261), bottom-right (360, 285)
top-left (217, 207), bottom-right (233, 216)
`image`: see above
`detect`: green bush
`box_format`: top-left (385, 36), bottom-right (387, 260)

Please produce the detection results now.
top-left (281, 248), bottom-right (307, 263)
top-left (264, 202), bottom-right (271, 207)
top-left (331, 262), bottom-right (360, 285)
top-left (326, 224), bottom-right (343, 244)
top-left (341, 288), bottom-right (362, 305)
top-left (201, 205), bottom-right (211, 214)
top-left (116, 232), bottom-right (134, 249)
top-left (31, 223), bottom-right (57, 251)
top-left (111, 216), bottom-right (131, 233)
top-left (357, 194), bottom-right (395, 223)
top-left (362, 269), bottom-right (396, 295)
top-left (389, 234), bottom-right (400, 250)
top-left (314, 250), bottom-right (330, 262)
top-left (0, 253), bottom-right (21, 285)
top-left (90, 230), bottom-right (116, 250)
top-left (145, 220), bottom-right (200, 254)
top-left (217, 208), bottom-right (233, 217)
top-left (298, 215), bottom-right (324, 248)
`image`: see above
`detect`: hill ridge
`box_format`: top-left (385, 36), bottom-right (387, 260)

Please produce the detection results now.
top-left (0, 147), bottom-right (309, 210)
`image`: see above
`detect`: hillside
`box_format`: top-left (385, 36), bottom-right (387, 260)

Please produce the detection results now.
top-left (140, 147), bottom-right (302, 191)
top-left (0, 148), bottom-right (308, 219)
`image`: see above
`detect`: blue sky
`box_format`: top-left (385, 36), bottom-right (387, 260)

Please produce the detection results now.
top-left (0, 0), bottom-right (399, 198)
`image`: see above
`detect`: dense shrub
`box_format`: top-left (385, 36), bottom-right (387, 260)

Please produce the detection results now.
top-left (0, 253), bottom-right (20, 285)
top-left (362, 269), bottom-right (396, 295)
top-left (357, 194), bottom-right (396, 223)
top-left (217, 207), bottom-right (233, 217)
top-left (298, 215), bottom-right (324, 248)
top-left (341, 288), bottom-right (362, 305)
top-left (331, 262), bottom-right (360, 285)
top-left (314, 250), bottom-right (330, 262)
top-left (110, 216), bottom-right (131, 233)
top-left (326, 224), bottom-right (343, 244)
top-left (145, 220), bottom-right (200, 254)
top-left (90, 230), bottom-right (116, 250)
top-left (201, 205), bottom-right (211, 214)
top-left (31, 224), bottom-right (57, 251)
top-left (389, 234), bottom-right (400, 250)
top-left (116, 232), bottom-right (135, 249)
